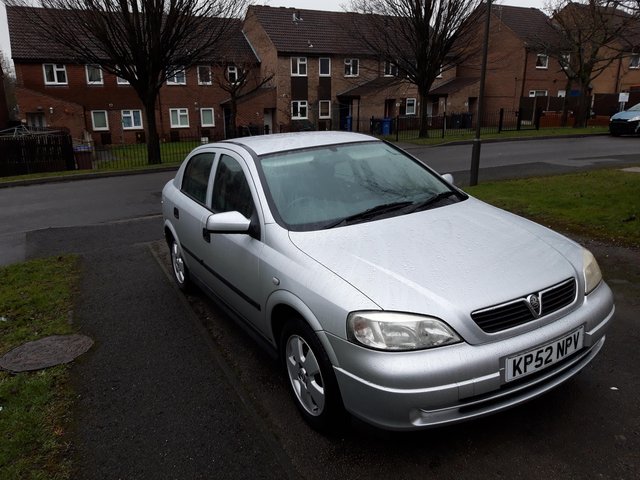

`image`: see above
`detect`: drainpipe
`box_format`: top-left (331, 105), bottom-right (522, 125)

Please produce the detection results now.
top-left (614, 56), bottom-right (623, 93)
top-left (519, 45), bottom-right (529, 100)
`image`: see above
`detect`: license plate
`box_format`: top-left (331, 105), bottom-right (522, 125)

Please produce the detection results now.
top-left (505, 326), bottom-right (584, 382)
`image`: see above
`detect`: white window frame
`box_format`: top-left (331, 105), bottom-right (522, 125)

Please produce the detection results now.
top-left (121, 109), bottom-right (143, 129)
top-left (91, 110), bottom-right (109, 131)
top-left (85, 65), bottom-right (103, 85)
top-left (406, 98), bottom-right (417, 116)
top-left (344, 58), bottom-right (359, 77)
top-left (200, 108), bottom-right (215, 127)
top-left (536, 54), bottom-right (549, 69)
top-left (291, 100), bottom-right (308, 120)
top-left (384, 61), bottom-right (397, 77)
top-left (291, 57), bottom-right (307, 77)
top-left (197, 66), bottom-right (212, 85)
top-left (43, 63), bottom-right (67, 85)
top-left (436, 64), bottom-right (444, 79)
top-left (167, 66), bottom-right (187, 85)
top-left (630, 54), bottom-right (640, 69)
top-left (319, 57), bottom-right (331, 77)
top-left (170, 108), bottom-right (190, 128)
top-left (318, 100), bottom-right (331, 119)
top-left (227, 65), bottom-right (239, 84)
top-left (529, 90), bottom-right (548, 97)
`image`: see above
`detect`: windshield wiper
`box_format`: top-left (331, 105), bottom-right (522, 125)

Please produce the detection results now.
top-left (322, 201), bottom-right (413, 229)
top-left (407, 191), bottom-right (460, 213)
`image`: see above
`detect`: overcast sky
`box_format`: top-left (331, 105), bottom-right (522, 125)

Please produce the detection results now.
top-left (0, 0), bottom-right (547, 73)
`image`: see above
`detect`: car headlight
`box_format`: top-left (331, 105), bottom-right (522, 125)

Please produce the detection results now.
top-left (628, 115), bottom-right (640, 122)
top-left (583, 248), bottom-right (602, 295)
top-left (347, 311), bottom-right (461, 351)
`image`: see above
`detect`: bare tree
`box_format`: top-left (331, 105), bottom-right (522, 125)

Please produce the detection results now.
top-left (540, 0), bottom-right (640, 126)
top-left (214, 62), bottom-right (274, 138)
top-left (1, 50), bottom-right (17, 121)
top-left (8, 0), bottom-right (247, 163)
top-left (349, 0), bottom-right (483, 137)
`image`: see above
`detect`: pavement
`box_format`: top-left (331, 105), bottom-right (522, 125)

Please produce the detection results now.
top-left (26, 218), bottom-right (300, 479)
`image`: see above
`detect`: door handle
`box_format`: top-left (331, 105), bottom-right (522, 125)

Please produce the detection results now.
top-left (173, 207), bottom-right (180, 219)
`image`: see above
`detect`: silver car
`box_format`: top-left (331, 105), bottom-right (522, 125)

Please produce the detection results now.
top-left (161, 132), bottom-right (614, 431)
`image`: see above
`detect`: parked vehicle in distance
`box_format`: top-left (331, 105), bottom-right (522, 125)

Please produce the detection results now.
top-left (161, 132), bottom-right (615, 431)
top-left (609, 102), bottom-right (640, 136)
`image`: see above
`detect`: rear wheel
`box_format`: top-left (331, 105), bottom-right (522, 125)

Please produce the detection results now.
top-left (170, 239), bottom-right (190, 292)
top-left (281, 318), bottom-right (345, 432)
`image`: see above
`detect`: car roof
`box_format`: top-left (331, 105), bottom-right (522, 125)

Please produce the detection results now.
top-left (222, 131), bottom-right (378, 156)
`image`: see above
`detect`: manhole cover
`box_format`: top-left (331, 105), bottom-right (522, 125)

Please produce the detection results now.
top-left (0, 334), bottom-right (93, 373)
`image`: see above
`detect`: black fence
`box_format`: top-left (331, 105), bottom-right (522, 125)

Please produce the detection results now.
top-left (364, 108), bottom-right (542, 142)
top-left (0, 130), bottom-right (75, 177)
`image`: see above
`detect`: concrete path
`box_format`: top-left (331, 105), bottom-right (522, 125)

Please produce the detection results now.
top-left (27, 219), bottom-right (298, 479)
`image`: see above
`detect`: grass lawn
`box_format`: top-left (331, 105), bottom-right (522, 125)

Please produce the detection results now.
top-left (467, 168), bottom-right (640, 248)
top-left (0, 256), bottom-right (79, 480)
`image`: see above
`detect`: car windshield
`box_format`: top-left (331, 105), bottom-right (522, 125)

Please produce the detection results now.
top-left (258, 141), bottom-right (463, 231)
top-left (628, 103), bottom-right (640, 111)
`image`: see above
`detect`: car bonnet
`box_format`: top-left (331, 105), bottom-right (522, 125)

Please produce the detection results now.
top-left (287, 198), bottom-right (578, 338)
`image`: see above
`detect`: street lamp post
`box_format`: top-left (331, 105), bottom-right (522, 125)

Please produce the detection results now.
top-left (469, 0), bottom-right (492, 186)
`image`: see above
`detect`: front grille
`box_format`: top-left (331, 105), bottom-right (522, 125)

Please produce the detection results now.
top-left (471, 278), bottom-right (577, 333)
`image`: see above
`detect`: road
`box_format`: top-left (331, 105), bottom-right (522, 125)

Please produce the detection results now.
top-left (1, 135), bottom-right (639, 478)
top-left (2, 135), bottom-right (639, 265)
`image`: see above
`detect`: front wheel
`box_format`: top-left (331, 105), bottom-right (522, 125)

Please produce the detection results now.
top-left (281, 318), bottom-right (346, 432)
top-left (170, 239), bottom-right (190, 292)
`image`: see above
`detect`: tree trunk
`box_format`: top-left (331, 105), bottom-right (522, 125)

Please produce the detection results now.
top-left (573, 84), bottom-right (591, 129)
top-left (228, 98), bottom-right (238, 139)
top-left (143, 97), bottom-right (161, 165)
top-left (418, 92), bottom-right (429, 138)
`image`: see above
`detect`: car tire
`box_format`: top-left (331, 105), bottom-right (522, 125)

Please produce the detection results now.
top-left (169, 239), bottom-right (191, 292)
top-left (281, 318), bottom-right (346, 432)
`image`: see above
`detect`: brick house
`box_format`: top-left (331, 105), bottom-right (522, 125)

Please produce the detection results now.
top-left (6, 6), bottom-right (265, 144)
top-left (242, 6), bottom-right (420, 132)
top-left (428, 5), bottom-right (568, 118)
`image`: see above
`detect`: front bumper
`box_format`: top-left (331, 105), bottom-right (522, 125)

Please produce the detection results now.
top-left (325, 282), bottom-right (615, 430)
top-left (609, 119), bottom-right (640, 135)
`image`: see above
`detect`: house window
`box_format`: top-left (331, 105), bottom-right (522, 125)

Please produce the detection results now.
top-left (528, 90), bottom-right (548, 97)
top-left (227, 65), bottom-right (239, 84)
top-left (630, 54), bottom-right (640, 69)
top-left (117, 75), bottom-right (130, 85)
top-left (318, 100), bottom-right (331, 119)
top-left (536, 54), bottom-right (549, 69)
top-left (319, 58), bottom-right (331, 77)
top-left (167, 67), bottom-right (186, 85)
top-left (200, 108), bottom-right (215, 127)
top-left (198, 66), bottom-right (212, 85)
top-left (384, 61), bottom-right (397, 77)
top-left (43, 64), bottom-right (67, 85)
top-left (170, 108), bottom-right (190, 128)
top-left (406, 98), bottom-right (417, 115)
top-left (344, 58), bottom-right (359, 77)
top-left (121, 110), bottom-right (143, 129)
top-left (291, 57), bottom-right (307, 76)
top-left (91, 110), bottom-right (109, 131)
top-left (436, 64), bottom-right (444, 78)
top-left (558, 90), bottom-right (566, 98)
top-left (291, 100), bottom-right (308, 119)
top-left (86, 65), bottom-right (103, 85)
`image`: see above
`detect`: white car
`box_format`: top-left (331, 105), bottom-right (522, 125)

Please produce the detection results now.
top-left (161, 132), bottom-right (614, 431)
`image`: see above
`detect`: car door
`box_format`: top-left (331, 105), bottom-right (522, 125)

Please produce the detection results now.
top-left (201, 149), bottom-right (265, 331)
top-left (171, 151), bottom-right (217, 282)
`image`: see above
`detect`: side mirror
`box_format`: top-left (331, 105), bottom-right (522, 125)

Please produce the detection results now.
top-left (205, 211), bottom-right (251, 234)
top-left (442, 173), bottom-right (454, 185)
